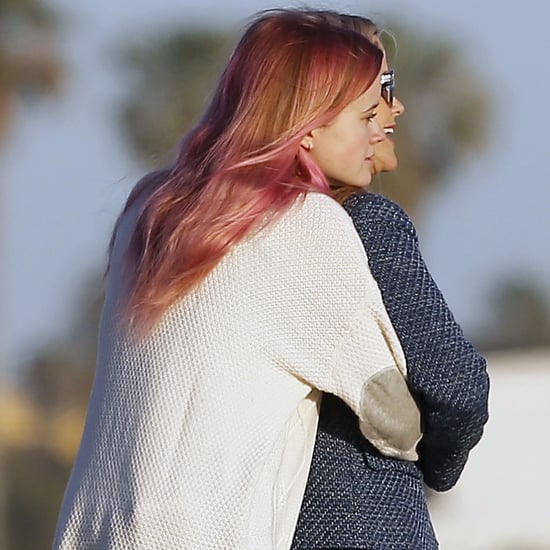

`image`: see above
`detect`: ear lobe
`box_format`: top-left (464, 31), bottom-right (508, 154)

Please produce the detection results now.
top-left (300, 135), bottom-right (313, 152)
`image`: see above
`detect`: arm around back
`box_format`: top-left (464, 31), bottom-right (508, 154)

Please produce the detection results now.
top-left (343, 192), bottom-right (490, 491)
top-left (257, 192), bottom-right (423, 461)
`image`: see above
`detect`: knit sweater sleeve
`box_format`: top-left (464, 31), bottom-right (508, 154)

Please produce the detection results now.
top-left (343, 192), bottom-right (490, 491)
top-left (259, 193), bottom-right (422, 461)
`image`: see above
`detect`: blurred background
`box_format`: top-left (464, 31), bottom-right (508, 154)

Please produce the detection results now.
top-left (1, 0), bottom-right (549, 548)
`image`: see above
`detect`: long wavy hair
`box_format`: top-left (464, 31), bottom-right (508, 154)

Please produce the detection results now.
top-left (110, 9), bottom-right (383, 331)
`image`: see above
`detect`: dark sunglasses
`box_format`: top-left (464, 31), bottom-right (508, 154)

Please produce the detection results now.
top-left (381, 69), bottom-right (395, 106)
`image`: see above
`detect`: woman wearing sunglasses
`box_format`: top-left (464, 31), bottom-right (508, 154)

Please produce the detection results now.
top-left (291, 13), bottom-right (490, 550)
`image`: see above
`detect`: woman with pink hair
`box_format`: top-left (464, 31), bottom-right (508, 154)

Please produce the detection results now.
top-left (53, 9), bottom-right (423, 549)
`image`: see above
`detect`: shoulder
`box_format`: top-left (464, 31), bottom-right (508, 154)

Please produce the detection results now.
top-left (244, 192), bottom-right (370, 282)
top-left (343, 192), bottom-right (418, 241)
top-left (297, 192), bottom-right (358, 232)
top-left (266, 192), bottom-right (364, 251)
top-left (344, 191), bottom-right (408, 219)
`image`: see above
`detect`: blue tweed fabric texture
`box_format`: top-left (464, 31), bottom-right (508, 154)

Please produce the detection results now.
top-left (291, 192), bottom-right (490, 550)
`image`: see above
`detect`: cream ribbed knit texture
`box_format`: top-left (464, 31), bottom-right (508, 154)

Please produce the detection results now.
top-left (53, 192), bottom-right (417, 550)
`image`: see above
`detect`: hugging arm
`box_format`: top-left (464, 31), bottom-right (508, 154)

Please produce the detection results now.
top-left (344, 192), bottom-right (490, 491)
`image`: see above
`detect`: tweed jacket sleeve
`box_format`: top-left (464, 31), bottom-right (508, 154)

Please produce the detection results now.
top-left (343, 192), bottom-right (490, 491)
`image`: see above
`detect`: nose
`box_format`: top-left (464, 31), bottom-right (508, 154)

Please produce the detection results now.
top-left (369, 119), bottom-right (385, 144)
top-left (392, 96), bottom-right (405, 116)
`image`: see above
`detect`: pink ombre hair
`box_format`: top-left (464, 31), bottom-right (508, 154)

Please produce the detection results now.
top-left (111, 9), bottom-right (383, 331)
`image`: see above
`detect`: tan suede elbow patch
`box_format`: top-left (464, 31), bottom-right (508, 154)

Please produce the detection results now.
top-left (359, 367), bottom-right (422, 461)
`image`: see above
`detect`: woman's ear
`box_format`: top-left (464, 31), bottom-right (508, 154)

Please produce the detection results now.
top-left (300, 134), bottom-right (314, 152)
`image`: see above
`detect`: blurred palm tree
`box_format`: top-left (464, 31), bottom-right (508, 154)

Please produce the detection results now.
top-left (374, 22), bottom-right (490, 217)
top-left (478, 275), bottom-right (550, 351)
top-left (3, 275), bottom-right (102, 549)
top-left (1, 2), bottom-right (64, 547)
top-left (115, 16), bottom-right (491, 218)
top-left (117, 29), bottom-right (233, 167)
top-left (0, 0), bottom-right (64, 144)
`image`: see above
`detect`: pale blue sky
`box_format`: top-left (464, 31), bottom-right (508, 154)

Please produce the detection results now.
top-left (4, 0), bottom-right (550, 372)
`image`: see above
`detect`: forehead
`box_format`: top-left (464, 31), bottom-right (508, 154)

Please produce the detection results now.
top-left (346, 78), bottom-right (382, 113)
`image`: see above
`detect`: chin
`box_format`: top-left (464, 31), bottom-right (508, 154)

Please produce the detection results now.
top-left (379, 155), bottom-right (398, 173)
top-left (354, 178), bottom-right (372, 189)
top-left (333, 170), bottom-right (372, 190)
top-left (375, 144), bottom-right (398, 173)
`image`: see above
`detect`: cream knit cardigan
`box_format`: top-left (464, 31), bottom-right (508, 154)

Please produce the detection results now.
top-left (53, 192), bottom-right (421, 550)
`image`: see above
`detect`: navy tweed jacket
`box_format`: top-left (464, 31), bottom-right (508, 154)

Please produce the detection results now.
top-left (291, 193), bottom-right (490, 550)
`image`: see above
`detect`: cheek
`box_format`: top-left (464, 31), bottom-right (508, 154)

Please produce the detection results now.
top-left (376, 103), bottom-right (393, 127)
top-left (312, 123), bottom-right (370, 176)
top-left (375, 140), bottom-right (398, 172)
top-left (322, 135), bottom-right (362, 169)
top-left (342, 130), bottom-right (369, 161)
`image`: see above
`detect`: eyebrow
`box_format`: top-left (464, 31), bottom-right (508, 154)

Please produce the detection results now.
top-left (361, 101), bottom-right (380, 113)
